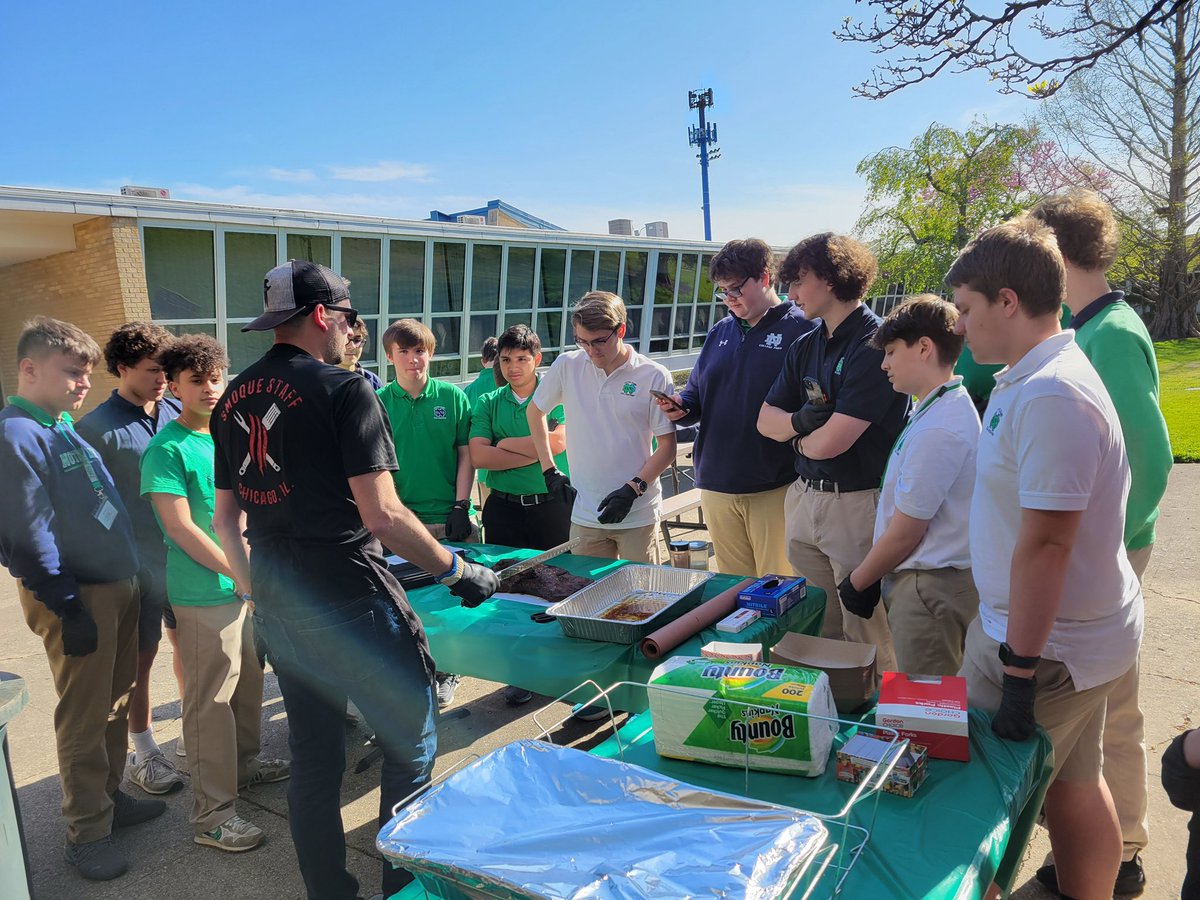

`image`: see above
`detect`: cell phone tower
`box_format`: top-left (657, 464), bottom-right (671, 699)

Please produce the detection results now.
top-left (688, 88), bottom-right (720, 241)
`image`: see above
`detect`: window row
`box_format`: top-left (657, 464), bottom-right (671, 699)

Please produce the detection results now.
top-left (143, 226), bottom-right (724, 377)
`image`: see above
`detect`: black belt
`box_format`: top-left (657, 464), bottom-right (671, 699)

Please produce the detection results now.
top-left (491, 489), bottom-right (553, 507)
top-left (800, 477), bottom-right (874, 494)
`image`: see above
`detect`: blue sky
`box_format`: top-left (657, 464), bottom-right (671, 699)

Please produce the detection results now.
top-left (3, 0), bottom-right (1033, 243)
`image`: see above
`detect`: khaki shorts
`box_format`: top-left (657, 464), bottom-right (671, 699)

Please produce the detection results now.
top-left (959, 617), bottom-right (1120, 783)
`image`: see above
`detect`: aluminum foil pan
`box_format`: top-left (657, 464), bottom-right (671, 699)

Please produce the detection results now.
top-left (378, 739), bottom-right (827, 899)
top-left (545, 565), bottom-right (715, 643)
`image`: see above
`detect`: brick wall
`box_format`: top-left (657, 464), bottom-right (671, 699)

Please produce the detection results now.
top-left (0, 216), bottom-right (150, 413)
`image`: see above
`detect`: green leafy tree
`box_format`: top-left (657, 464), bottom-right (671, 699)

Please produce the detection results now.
top-left (855, 119), bottom-right (1108, 292)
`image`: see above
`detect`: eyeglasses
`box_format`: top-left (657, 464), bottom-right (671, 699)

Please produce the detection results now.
top-left (308, 302), bottom-right (360, 326)
top-left (347, 336), bottom-right (365, 346)
top-left (715, 276), bottom-right (753, 302)
top-left (574, 327), bottom-right (620, 350)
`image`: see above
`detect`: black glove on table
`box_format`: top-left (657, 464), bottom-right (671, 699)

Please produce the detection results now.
top-left (450, 561), bottom-right (501, 609)
top-left (837, 575), bottom-right (881, 619)
top-left (597, 483), bottom-right (639, 524)
top-left (445, 502), bottom-right (473, 542)
top-left (543, 467), bottom-right (577, 506)
top-left (991, 673), bottom-right (1038, 741)
top-left (59, 603), bottom-right (98, 657)
top-left (791, 401), bottom-right (835, 437)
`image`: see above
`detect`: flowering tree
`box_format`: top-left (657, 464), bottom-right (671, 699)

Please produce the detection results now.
top-left (855, 120), bottom-right (1110, 292)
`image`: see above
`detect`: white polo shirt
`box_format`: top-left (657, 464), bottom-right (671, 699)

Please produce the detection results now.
top-left (533, 347), bottom-right (675, 529)
top-left (971, 331), bottom-right (1142, 690)
top-left (874, 376), bottom-right (979, 570)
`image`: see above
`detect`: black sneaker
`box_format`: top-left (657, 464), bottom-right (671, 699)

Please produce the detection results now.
top-left (503, 685), bottom-right (533, 706)
top-left (110, 788), bottom-right (166, 828)
top-left (1035, 853), bottom-right (1146, 897)
top-left (65, 835), bottom-right (128, 881)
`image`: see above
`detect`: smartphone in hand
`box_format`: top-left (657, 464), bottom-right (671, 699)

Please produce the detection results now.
top-left (650, 389), bottom-right (687, 414)
top-left (802, 377), bottom-right (828, 404)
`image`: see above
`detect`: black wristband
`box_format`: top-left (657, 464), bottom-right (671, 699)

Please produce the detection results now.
top-left (998, 642), bottom-right (1041, 670)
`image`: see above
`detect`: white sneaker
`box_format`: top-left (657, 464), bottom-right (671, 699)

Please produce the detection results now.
top-left (127, 749), bottom-right (185, 795)
top-left (193, 814), bottom-right (265, 852)
top-left (175, 731), bottom-right (186, 758)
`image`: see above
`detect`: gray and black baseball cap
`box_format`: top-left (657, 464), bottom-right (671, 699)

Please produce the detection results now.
top-left (242, 260), bottom-right (352, 332)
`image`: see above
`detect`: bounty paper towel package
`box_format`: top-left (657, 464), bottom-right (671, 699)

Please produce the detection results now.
top-left (648, 656), bottom-right (838, 777)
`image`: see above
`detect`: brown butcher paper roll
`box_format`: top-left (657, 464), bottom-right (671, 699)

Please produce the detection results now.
top-left (639, 578), bottom-right (756, 660)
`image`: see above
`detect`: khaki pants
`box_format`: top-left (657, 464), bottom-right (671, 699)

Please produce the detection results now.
top-left (700, 485), bottom-right (792, 578)
top-left (174, 601), bottom-right (263, 833)
top-left (783, 480), bottom-right (897, 673)
top-left (1105, 543), bottom-right (1153, 859)
top-left (18, 578), bottom-right (139, 843)
top-left (883, 567), bottom-right (979, 676)
top-left (960, 617), bottom-right (1118, 783)
top-left (569, 522), bottom-right (657, 563)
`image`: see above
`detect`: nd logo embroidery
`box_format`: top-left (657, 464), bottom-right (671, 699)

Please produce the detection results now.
top-left (834, 357), bottom-right (845, 375)
top-left (433, 406), bottom-right (447, 420)
top-left (762, 332), bottom-right (783, 349)
top-left (622, 382), bottom-right (638, 396)
top-left (987, 408), bottom-right (1004, 435)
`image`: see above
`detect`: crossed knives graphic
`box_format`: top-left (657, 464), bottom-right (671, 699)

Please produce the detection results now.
top-left (234, 404), bottom-right (281, 475)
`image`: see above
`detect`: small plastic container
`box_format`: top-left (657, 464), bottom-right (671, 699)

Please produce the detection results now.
top-left (688, 540), bottom-right (710, 570)
top-left (668, 540), bottom-right (690, 568)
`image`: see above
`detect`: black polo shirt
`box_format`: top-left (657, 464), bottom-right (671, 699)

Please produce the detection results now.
top-left (764, 304), bottom-right (909, 489)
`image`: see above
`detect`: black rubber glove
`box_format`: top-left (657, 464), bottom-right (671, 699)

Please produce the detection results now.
top-left (543, 467), bottom-right (577, 506)
top-left (59, 603), bottom-right (98, 657)
top-left (597, 483), bottom-right (639, 524)
top-left (837, 575), bottom-right (881, 619)
top-left (449, 560), bottom-right (501, 609)
top-left (991, 673), bottom-right (1038, 741)
top-left (444, 501), bottom-right (472, 542)
top-left (791, 401), bottom-right (836, 437)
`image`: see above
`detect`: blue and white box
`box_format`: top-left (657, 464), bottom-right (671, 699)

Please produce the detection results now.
top-left (736, 575), bottom-right (807, 619)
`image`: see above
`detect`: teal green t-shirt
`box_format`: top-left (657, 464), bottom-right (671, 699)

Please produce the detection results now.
top-left (139, 420), bottom-right (237, 606)
top-left (377, 378), bottom-right (475, 524)
top-left (469, 383), bottom-right (569, 495)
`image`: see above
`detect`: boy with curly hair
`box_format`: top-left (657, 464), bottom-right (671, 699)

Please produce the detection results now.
top-left (141, 334), bottom-right (288, 853)
top-left (77, 322), bottom-right (187, 794)
top-left (758, 233), bottom-right (908, 673)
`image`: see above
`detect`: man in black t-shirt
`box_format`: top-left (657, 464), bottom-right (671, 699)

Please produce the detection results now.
top-left (211, 260), bottom-right (498, 900)
top-left (758, 234), bottom-right (907, 673)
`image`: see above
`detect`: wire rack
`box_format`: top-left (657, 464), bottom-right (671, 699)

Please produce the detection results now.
top-left (530, 678), bottom-right (907, 900)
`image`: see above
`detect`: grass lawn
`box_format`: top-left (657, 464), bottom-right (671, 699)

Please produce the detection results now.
top-left (1156, 338), bottom-right (1200, 462)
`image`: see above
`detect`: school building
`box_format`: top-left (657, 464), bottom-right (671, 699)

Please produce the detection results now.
top-left (0, 185), bottom-right (731, 409)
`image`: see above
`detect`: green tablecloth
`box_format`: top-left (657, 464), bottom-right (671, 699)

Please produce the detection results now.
top-left (585, 709), bottom-right (1052, 899)
top-left (389, 708), bottom-right (1050, 900)
top-left (405, 544), bottom-right (826, 713)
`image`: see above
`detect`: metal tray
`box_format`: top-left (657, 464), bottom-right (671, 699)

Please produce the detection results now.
top-left (546, 565), bottom-right (714, 644)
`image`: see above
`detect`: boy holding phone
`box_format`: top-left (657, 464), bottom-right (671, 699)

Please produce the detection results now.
top-left (655, 238), bottom-right (815, 577)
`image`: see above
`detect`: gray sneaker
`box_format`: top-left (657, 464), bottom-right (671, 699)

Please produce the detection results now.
top-left (239, 757), bottom-right (290, 789)
top-left (436, 672), bottom-right (462, 709)
top-left (193, 814), bottom-right (265, 852)
top-left (65, 835), bottom-right (128, 881)
top-left (127, 749), bottom-right (185, 795)
top-left (111, 788), bottom-right (166, 828)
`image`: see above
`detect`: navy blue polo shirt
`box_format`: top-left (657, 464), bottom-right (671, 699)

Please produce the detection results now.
top-left (77, 390), bottom-right (181, 571)
top-left (764, 303), bottom-right (909, 489)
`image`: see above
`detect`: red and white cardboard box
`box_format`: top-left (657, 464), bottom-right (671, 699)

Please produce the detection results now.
top-left (875, 672), bottom-right (969, 762)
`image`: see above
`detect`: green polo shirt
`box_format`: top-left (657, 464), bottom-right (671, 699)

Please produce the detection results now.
top-left (377, 377), bottom-right (474, 524)
top-left (470, 383), bottom-right (569, 496)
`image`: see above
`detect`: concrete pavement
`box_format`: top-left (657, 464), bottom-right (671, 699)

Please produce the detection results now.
top-left (3, 465), bottom-right (1198, 899)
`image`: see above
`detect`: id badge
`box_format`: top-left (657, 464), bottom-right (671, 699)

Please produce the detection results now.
top-left (94, 498), bottom-right (118, 530)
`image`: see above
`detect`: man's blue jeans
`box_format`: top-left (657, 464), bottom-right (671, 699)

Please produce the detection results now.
top-left (254, 590), bottom-right (437, 900)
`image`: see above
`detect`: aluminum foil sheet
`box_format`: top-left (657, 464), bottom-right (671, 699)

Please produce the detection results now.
top-left (377, 739), bottom-right (827, 899)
